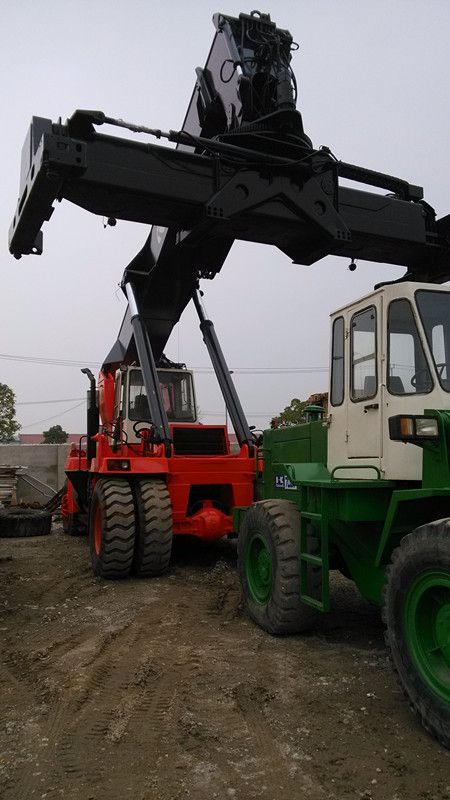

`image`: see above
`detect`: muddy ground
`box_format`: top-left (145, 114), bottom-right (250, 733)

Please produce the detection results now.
top-left (0, 525), bottom-right (449, 800)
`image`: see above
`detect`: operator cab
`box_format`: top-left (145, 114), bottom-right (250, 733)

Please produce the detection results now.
top-left (328, 282), bottom-right (450, 480)
top-left (113, 366), bottom-right (197, 444)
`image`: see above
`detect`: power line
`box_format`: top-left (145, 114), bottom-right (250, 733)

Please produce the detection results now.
top-left (0, 353), bottom-right (100, 368)
top-left (195, 367), bottom-right (327, 374)
top-left (16, 398), bottom-right (85, 406)
top-left (20, 401), bottom-right (86, 430)
top-left (1, 351), bottom-right (327, 374)
top-left (16, 398), bottom-right (276, 417)
top-left (203, 411), bottom-right (277, 417)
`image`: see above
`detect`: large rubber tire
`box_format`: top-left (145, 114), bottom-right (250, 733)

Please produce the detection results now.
top-left (89, 479), bottom-right (135, 579)
top-left (238, 500), bottom-right (318, 634)
top-left (0, 508), bottom-right (52, 538)
top-left (384, 521), bottom-right (450, 749)
top-left (133, 479), bottom-right (172, 577)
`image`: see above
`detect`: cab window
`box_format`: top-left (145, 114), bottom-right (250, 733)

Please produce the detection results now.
top-left (113, 371), bottom-right (126, 420)
top-left (351, 307), bottom-right (377, 401)
top-left (416, 290), bottom-right (450, 391)
top-left (330, 316), bottom-right (345, 406)
top-left (128, 370), bottom-right (150, 420)
top-left (388, 299), bottom-right (432, 394)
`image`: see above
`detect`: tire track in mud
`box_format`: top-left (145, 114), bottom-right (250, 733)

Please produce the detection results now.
top-left (56, 616), bottom-right (197, 799)
top-left (4, 617), bottom-right (143, 800)
top-left (6, 588), bottom-right (201, 800)
top-left (0, 661), bottom-right (35, 711)
top-left (230, 654), bottom-right (325, 800)
top-left (207, 589), bottom-right (316, 797)
top-left (1, 618), bottom-right (107, 708)
top-left (158, 593), bottom-right (286, 797)
top-left (169, 602), bottom-right (325, 800)
top-left (4, 566), bottom-right (322, 800)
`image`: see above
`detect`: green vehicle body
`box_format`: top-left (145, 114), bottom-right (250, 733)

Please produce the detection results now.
top-left (235, 408), bottom-right (450, 612)
top-left (234, 289), bottom-right (450, 748)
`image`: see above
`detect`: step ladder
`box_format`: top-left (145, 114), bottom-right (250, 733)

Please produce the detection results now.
top-left (299, 489), bottom-right (330, 612)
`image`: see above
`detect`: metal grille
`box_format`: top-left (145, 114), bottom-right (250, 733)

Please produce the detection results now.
top-left (172, 427), bottom-right (227, 456)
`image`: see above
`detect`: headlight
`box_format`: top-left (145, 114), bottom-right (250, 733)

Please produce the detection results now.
top-left (389, 415), bottom-right (439, 442)
top-left (107, 459), bottom-right (131, 470)
top-left (415, 417), bottom-right (439, 438)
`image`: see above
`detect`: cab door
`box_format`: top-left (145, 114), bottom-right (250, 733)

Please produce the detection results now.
top-left (346, 298), bottom-right (382, 460)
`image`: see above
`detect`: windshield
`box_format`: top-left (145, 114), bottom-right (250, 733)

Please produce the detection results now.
top-left (387, 298), bottom-right (432, 394)
top-left (416, 290), bottom-right (450, 392)
top-left (128, 368), bottom-right (196, 422)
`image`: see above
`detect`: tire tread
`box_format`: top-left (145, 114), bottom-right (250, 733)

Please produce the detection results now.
top-left (238, 500), bottom-right (318, 635)
top-left (133, 479), bottom-right (172, 577)
top-left (89, 478), bottom-right (135, 579)
top-left (383, 521), bottom-right (450, 749)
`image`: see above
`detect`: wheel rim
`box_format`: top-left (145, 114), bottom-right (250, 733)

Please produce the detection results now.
top-left (405, 570), bottom-right (450, 702)
top-left (94, 506), bottom-right (102, 556)
top-left (246, 531), bottom-right (273, 604)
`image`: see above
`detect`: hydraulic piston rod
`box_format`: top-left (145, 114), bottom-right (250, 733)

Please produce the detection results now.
top-left (193, 289), bottom-right (254, 456)
top-left (125, 283), bottom-right (172, 457)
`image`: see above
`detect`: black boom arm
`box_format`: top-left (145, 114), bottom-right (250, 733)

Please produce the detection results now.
top-left (8, 11), bottom-right (450, 375)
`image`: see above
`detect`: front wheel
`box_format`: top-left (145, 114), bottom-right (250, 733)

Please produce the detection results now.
top-left (238, 500), bottom-right (318, 634)
top-left (89, 479), bottom-right (135, 579)
top-left (384, 521), bottom-right (450, 748)
top-left (133, 479), bottom-right (172, 577)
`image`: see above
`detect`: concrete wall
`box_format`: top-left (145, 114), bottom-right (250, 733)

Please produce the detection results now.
top-left (0, 444), bottom-right (71, 491)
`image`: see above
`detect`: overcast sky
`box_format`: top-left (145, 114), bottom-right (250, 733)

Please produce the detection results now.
top-left (1, 0), bottom-right (449, 435)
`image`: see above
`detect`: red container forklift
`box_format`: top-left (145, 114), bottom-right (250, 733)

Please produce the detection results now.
top-left (61, 288), bottom-right (256, 579)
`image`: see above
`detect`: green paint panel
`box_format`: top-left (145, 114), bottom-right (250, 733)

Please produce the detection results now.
top-left (375, 489), bottom-right (450, 567)
top-left (332, 520), bottom-right (386, 604)
top-left (263, 421), bottom-right (327, 499)
top-left (422, 410), bottom-right (450, 488)
top-left (334, 486), bottom-right (393, 522)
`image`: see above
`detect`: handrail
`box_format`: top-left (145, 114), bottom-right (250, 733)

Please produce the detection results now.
top-left (330, 464), bottom-right (382, 481)
top-left (78, 435), bottom-right (88, 470)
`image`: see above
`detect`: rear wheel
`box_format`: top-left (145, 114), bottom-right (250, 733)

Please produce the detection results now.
top-left (89, 479), bottom-right (135, 579)
top-left (384, 521), bottom-right (450, 748)
top-left (133, 479), bottom-right (172, 577)
top-left (238, 500), bottom-right (318, 634)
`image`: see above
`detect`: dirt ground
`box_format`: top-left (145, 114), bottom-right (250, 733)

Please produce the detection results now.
top-left (1, 525), bottom-right (449, 800)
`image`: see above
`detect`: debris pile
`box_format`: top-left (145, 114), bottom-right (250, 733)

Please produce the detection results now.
top-left (0, 465), bottom-right (20, 506)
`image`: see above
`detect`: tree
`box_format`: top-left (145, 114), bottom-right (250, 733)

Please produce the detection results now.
top-left (271, 398), bottom-right (309, 428)
top-left (42, 424), bottom-right (68, 444)
top-left (0, 383), bottom-right (20, 443)
top-left (271, 393), bottom-right (329, 428)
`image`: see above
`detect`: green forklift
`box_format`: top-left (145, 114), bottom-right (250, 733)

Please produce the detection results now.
top-left (235, 279), bottom-right (450, 747)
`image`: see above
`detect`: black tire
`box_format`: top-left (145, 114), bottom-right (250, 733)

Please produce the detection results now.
top-left (384, 520), bottom-right (450, 749)
top-left (89, 479), bottom-right (135, 579)
top-left (0, 508), bottom-right (52, 538)
top-left (133, 479), bottom-right (172, 577)
top-left (238, 500), bottom-right (318, 634)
